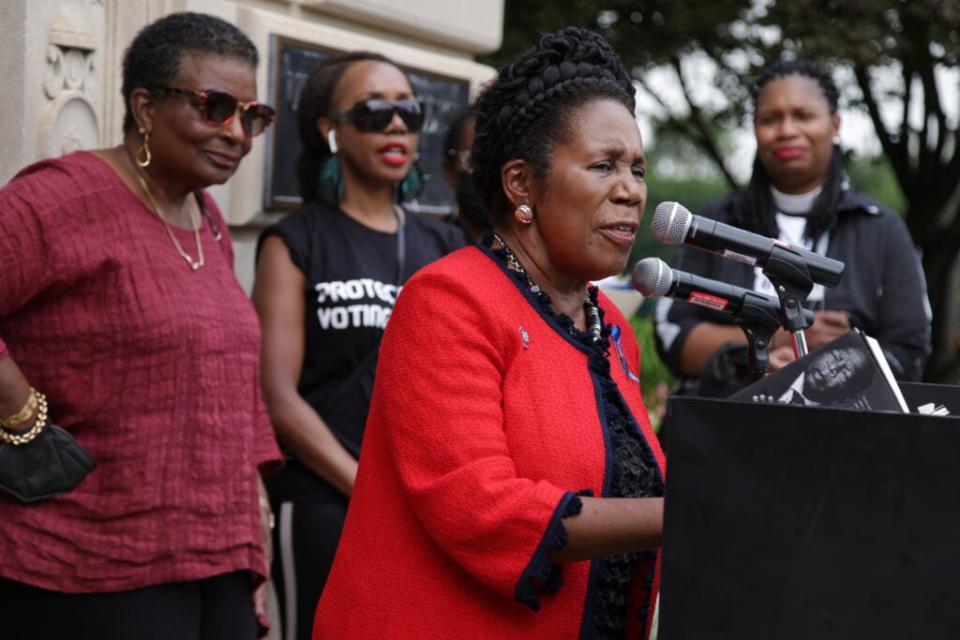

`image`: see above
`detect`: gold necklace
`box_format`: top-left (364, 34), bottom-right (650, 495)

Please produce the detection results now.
top-left (134, 171), bottom-right (205, 270)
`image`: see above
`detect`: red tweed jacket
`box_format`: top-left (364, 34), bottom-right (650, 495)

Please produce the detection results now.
top-left (313, 245), bottom-right (666, 639)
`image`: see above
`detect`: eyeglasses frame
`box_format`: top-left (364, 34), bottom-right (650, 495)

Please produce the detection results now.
top-left (156, 86), bottom-right (276, 136)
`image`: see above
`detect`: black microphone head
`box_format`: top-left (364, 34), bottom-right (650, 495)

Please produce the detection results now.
top-left (632, 257), bottom-right (674, 297)
top-left (651, 201), bottom-right (692, 245)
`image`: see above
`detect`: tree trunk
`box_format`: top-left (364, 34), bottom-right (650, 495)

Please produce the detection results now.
top-left (916, 198), bottom-right (960, 383)
top-left (921, 253), bottom-right (959, 382)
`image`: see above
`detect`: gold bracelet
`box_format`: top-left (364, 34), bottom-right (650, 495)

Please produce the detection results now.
top-left (1, 387), bottom-right (38, 430)
top-left (0, 391), bottom-right (48, 446)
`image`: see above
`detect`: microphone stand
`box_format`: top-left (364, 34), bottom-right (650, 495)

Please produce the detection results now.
top-left (735, 293), bottom-right (784, 380)
top-left (763, 246), bottom-right (815, 358)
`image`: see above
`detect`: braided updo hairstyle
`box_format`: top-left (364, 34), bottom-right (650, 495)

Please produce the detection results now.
top-left (472, 27), bottom-right (636, 225)
top-left (737, 58), bottom-right (844, 241)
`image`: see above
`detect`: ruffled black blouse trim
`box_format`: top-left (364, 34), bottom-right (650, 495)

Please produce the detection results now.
top-left (515, 491), bottom-right (584, 610)
top-left (586, 347), bottom-right (664, 638)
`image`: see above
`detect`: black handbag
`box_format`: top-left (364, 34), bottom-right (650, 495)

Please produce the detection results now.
top-left (0, 423), bottom-right (96, 503)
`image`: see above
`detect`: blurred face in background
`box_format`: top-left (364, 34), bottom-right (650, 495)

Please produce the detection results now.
top-left (529, 98), bottom-right (647, 286)
top-left (443, 115), bottom-right (475, 188)
top-left (754, 74), bottom-right (840, 195)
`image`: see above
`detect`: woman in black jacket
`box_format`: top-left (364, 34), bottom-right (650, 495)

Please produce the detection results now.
top-left (654, 58), bottom-right (930, 396)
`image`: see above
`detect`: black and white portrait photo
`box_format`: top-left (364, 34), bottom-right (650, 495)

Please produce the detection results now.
top-left (748, 342), bottom-right (886, 410)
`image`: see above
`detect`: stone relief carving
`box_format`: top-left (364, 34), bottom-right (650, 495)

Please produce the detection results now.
top-left (44, 43), bottom-right (97, 100)
top-left (39, 5), bottom-right (100, 158)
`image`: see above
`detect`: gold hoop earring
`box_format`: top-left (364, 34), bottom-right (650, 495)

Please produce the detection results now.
top-left (515, 203), bottom-right (534, 224)
top-left (136, 128), bottom-right (152, 168)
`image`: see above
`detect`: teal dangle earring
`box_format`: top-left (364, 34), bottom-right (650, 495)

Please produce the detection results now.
top-left (397, 158), bottom-right (424, 203)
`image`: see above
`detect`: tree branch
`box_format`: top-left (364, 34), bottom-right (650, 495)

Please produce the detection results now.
top-left (898, 62), bottom-right (913, 154)
top-left (853, 64), bottom-right (910, 189)
top-left (668, 54), bottom-right (741, 190)
top-left (919, 62), bottom-right (948, 160)
top-left (633, 73), bottom-right (679, 118)
top-left (632, 74), bottom-right (704, 142)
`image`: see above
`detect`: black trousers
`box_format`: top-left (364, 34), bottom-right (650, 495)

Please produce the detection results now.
top-left (271, 497), bottom-right (348, 640)
top-left (0, 570), bottom-right (256, 640)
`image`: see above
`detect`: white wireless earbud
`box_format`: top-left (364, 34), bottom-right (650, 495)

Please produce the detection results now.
top-left (327, 130), bottom-right (338, 154)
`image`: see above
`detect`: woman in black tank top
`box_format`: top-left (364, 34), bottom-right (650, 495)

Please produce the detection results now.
top-left (251, 52), bottom-right (463, 640)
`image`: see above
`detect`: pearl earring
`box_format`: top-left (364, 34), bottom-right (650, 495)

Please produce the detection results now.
top-left (327, 130), bottom-right (338, 154)
top-left (832, 135), bottom-right (841, 145)
top-left (515, 203), bottom-right (533, 224)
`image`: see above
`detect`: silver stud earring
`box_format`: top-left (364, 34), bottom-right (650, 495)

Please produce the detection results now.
top-left (515, 203), bottom-right (534, 224)
top-left (327, 130), bottom-right (338, 154)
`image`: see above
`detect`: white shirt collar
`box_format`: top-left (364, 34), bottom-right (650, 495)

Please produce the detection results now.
top-left (771, 185), bottom-right (822, 215)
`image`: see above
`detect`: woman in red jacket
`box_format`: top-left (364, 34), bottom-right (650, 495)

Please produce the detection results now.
top-left (314, 27), bottom-right (664, 639)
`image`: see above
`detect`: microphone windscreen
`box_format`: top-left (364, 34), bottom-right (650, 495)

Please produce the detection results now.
top-left (651, 201), bottom-right (692, 245)
top-left (632, 257), bottom-right (673, 297)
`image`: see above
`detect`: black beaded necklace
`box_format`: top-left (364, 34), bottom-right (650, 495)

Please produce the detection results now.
top-left (492, 233), bottom-right (602, 343)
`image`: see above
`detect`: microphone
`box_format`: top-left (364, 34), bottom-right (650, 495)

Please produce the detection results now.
top-left (632, 257), bottom-right (813, 326)
top-left (651, 201), bottom-right (844, 288)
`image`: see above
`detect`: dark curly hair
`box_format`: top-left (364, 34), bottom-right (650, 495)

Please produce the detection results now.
top-left (472, 27), bottom-right (636, 225)
top-left (736, 58), bottom-right (844, 241)
top-left (121, 12), bottom-right (259, 133)
top-left (295, 52), bottom-right (415, 204)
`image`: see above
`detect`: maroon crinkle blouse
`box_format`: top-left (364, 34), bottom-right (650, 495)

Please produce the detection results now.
top-left (0, 151), bottom-right (280, 593)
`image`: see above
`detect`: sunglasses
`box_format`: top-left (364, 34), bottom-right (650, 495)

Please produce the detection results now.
top-left (159, 87), bottom-right (276, 136)
top-left (333, 98), bottom-right (425, 133)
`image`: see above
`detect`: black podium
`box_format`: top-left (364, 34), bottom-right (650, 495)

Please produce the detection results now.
top-left (658, 383), bottom-right (960, 640)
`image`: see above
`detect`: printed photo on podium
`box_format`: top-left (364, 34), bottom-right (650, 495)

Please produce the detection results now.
top-left (730, 329), bottom-right (909, 412)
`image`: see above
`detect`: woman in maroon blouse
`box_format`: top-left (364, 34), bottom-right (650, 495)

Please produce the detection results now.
top-left (0, 12), bottom-right (280, 640)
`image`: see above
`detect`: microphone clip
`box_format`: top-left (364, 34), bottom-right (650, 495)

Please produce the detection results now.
top-left (764, 245), bottom-right (816, 358)
top-left (764, 245), bottom-right (816, 333)
top-left (735, 292), bottom-right (783, 379)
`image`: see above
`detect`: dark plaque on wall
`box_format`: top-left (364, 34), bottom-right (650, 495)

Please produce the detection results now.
top-left (264, 36), bottom-right (470, 214)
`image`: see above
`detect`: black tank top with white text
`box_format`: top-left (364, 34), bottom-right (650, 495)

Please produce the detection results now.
top-left (258, 199), bottom-right (464, 498)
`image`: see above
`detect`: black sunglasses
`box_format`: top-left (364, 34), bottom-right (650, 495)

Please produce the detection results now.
top-left (159, 87), bottom-right (276, 136)
top-left (333, 98), bottom-right (425, 133)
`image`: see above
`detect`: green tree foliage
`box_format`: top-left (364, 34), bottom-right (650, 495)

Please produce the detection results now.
top-left (629, 174), bottom-right (729, 269)
top-left (845, 153), bottom-right (907, 214)
top-left (483, 0), bottom-right (960, 382)
top-left (631, 315), bottom-right (674, 431)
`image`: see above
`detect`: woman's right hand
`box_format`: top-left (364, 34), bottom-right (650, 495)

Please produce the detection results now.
top-left (804, 310), bottom-right (852, 349)
top-left (768, 310), bottom-right (852, 371)
top-left (771, 309), bottom-right (852, 356)
top-left (767, 345), bottom-right (795, 372)
top-left (769, 309), bottom-right (855, 372)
